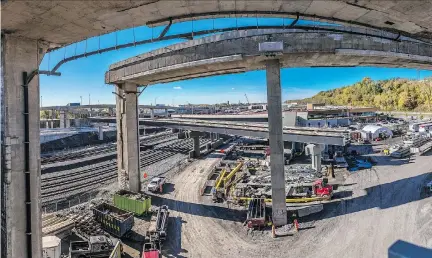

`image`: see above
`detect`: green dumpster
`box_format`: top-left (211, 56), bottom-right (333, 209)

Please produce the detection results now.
top-left (113, 190), bottom-right (151, 216)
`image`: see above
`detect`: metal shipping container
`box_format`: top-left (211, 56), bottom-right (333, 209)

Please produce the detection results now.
top-left (113, 190), bottom-right (151, 216)
top-left (92, 202), bottom-right (134, 237)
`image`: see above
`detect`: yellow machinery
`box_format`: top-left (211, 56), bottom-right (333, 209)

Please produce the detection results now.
top-left (214, 169), bottom-right (227, 189)
top-left (212, 162), bottom-right (243, 202)
top-left (235, 195), bottom-right (331, 203)
top-left (223, 162), bottom-right (243, 186)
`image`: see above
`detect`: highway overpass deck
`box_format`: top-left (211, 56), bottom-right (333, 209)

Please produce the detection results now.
top-left (90, 117), bottom-right (348, 146)
top-left (142, 119), bottom-right (348, 146)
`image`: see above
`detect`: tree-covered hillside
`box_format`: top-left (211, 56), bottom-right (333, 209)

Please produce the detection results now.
top-left (298, 77), bottom-right (432, 112)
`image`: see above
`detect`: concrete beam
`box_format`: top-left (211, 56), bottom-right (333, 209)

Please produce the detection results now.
top-left (2, 34), bottom-right (44, 258)
top-left (265, 59), bottom-right (287, 226)
top-left (140, 119), bottom-right (347, 146)
top-left (116, 82), bottom-right (140, 192)
top-left (106, 29), bottom-right (432, 86)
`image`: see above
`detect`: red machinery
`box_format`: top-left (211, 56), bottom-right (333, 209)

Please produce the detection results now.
top-left (312, 179), bottom-right (333, 197)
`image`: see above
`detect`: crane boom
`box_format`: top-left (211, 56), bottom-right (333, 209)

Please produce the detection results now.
top-left (244, 93), bottom-right (250, 104)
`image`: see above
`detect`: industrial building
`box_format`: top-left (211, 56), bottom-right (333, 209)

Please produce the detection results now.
top-left (283, 104), bottom-right (378, 128)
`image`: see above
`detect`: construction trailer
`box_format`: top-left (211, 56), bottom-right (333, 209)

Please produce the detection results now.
top-left (142, 205), bottom-right (170, 258)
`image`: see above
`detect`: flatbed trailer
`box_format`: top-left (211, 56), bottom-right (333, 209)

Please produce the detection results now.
top-left (246, 198), bottom-right (266, 228)
top-left (142, 205), bottom-right (170, 258)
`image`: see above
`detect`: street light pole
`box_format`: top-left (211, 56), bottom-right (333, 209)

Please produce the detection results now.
top-left (40, 96), bottom-right (43, 107)
top-left (155, 96), bottom-right (159, 106)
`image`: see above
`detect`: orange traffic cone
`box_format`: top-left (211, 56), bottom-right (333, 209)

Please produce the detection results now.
top-left (294, 219), bottom-right (299, 232)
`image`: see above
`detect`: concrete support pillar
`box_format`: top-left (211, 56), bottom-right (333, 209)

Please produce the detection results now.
top-left (164, 108), bottom-right (168, 117)
top-left (193, 136), bottom-right (200, 158)
top-left (150, 109), bottom-right (154, 119)
top-left (210, 132), bottom-right (215, 141)
top-left (74, 118), bottom-right (81, 128)
top-left (45, 121), bottom-right (49, 129)
top-left (265, 59), bottom-right (287, 226)
top-left (1, 34), bottom-right (44, 258)
top-left (116, 82), bottom-right (140, 192)
top-left (59, 111), bottom-right (66, 128)
top-left (98, 126), bottom-right (104, 141)
top-left (51, 109), bottom-right (55, 119)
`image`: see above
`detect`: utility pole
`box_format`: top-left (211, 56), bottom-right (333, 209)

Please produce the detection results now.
top-left (40, 95), bottom-right (43, 107)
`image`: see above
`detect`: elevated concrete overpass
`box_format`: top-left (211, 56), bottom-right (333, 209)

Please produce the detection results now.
top-left (142, 119), bottom-right (348, 146)
top-left (3, 1), bottom-right (432, 46)
top-left (40, 104), bottom-right (177, 111)
top-left (106, 28), bottom-right (432, 85)
top-left (89, 117), bottom-right (349, 146)
top-left (3, 1), bottom-right (432, 256)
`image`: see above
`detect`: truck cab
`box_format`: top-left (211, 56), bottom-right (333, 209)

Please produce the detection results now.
top-left (313, 179), bottom-right (333, 198)
top-left (70, 235), bottom-right (118, 258)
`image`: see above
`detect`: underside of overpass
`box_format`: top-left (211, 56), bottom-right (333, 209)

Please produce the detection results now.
top-left (2, 1), bottom-right (432, 257)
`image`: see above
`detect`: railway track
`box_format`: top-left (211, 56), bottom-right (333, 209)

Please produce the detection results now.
top-left (41, 131), bottom-right (176, 165)
top-left (41, 135), bottom-right (211, 205)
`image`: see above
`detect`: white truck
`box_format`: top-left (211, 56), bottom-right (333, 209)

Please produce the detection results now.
top-left (147, 177), bottom-right (166, 193)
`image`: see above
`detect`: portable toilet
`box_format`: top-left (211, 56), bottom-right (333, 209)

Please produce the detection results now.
top-left (42, 236), bottom-right (61, 258)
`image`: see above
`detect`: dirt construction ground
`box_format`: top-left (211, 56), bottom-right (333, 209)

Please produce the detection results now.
top-left (155, 151), bottom-right (432, 258)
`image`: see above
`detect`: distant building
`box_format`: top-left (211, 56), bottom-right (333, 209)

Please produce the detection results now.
top-left (283, 104), bottom-right (378, 128)
top-left (248, 104), bottom-right (267, 111)
top-left (67, 103), bottom-right (80, 106)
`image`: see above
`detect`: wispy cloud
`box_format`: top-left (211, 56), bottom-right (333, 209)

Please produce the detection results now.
top-left (232, 88), bottom-right (235, 90)
top-left (173, 86), bottom-right (182, 90)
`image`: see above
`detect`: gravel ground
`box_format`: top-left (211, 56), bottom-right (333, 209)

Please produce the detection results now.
top-left (158, 149), bottom-right (432, 258)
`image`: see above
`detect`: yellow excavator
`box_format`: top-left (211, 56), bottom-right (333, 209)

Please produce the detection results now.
top-left (212, 162), bottom-right (243, 202)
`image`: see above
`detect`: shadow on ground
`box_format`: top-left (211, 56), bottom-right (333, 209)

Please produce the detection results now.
top-left (151, 195), bottom-right (246, 223)
top-left (303, 171), bottom-right (431, 223)
top-left (163, 216), bottom-right (188, 258)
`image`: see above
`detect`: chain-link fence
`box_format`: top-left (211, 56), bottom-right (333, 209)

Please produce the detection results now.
top-left (42, 191), bottom-right (99, 214)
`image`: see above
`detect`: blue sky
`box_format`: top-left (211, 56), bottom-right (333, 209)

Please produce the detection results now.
top-left (39, 17), bottom-right (432, 106)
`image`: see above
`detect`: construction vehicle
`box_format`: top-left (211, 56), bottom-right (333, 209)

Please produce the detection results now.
top-left (70, 235), bottom-right (121, 258)
top-left (92, 203), bottom-right (134, 238)
top-left (142, 205), bottom-right (170, 258)
top-left (147, 177), bottom-right (166, 193)
top-left (212, 162), bottom-right (243, 202)
top-left (246, 198), bottom-right (266, 229)
top-left (287, 179), bottom-right (333, 198)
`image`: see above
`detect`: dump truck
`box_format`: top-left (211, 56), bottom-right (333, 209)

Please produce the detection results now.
top-left (70, 235), bottom-right (121, 258)
top-left (142, 205), bottom-right (170, 258)
top-left (147, 177), bottom-right (166, 193)
top-left (92, 202), bottom-right (134, 238)
top-left (246, 198), bottom-right (266, 229)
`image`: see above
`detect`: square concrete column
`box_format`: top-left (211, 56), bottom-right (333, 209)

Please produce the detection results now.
top-left (265, 59), bottom-right (287, 226)
top-left (59, 111), bottom-right (66, 128)
top-left (1, 34), bottom-right (44, 258)
top-left (116, 82), bottom-right (140, 192)
top-left (193, 136), bottom-right (200, 157)
top-left (150, 109), bottom-right (154, 119)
